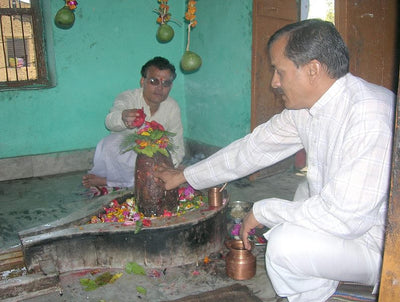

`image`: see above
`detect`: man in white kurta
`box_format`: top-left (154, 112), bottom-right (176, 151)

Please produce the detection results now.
top-left (83, 57), bottom-right (184, 189)
top-left (155, 20), bottom-right (395, 301)
top-left (184, 73), bottom-right (394, 300)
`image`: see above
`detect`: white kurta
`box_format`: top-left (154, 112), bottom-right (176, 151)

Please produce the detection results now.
top-left (184, 73), bottom-right (395, 301)
top-left (90, 88), bottom-right (184, 188)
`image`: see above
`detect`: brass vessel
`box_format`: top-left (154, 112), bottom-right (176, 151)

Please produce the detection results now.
top-left (225, 240), bottom-right (256, 280)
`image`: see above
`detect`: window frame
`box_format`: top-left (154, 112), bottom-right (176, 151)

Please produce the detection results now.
top-left (0, 0), bottom-right (52, 90)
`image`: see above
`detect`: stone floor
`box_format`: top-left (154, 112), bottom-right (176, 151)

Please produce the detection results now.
top-left (0, 168), bottom-right (376, 302)
top-left (0, 168), bottom-right (305, 301)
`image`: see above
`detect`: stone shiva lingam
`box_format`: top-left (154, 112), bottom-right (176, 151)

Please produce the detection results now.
top-left (19, 114), bottom-right (228, 274)
top-left (120, 113), bottom-right (179, 217)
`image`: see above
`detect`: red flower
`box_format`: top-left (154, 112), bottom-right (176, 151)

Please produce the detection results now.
top-left (142, 219), bottom-right (152, 227)
top-left (100, 187), bottom-right (109, 195)
top-left (163, 210), bottom-right (172, 217)
top-left (132, 108), bottom-right (146, 128)
top-left (149, 121), bottom-right (165, 131)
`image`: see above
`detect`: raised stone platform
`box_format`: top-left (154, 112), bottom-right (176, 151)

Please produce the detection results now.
top-left (19, 189), bottom-right (228, 273)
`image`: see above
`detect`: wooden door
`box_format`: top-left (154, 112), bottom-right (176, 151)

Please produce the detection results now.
top-left (334, 3), bottom-right (400, 298)
top-left (250, 0), bottom-right (299, 180)
top-left (379, 71), bottom-right (400, 301)
top-left (335, 0), bottom-right (399, 92)
top-left (251, 0), bottom-right (299, 130)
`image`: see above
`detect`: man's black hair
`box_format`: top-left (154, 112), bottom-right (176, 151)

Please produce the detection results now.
top-left (141, 56), bottom-right (177, 80)
top-left (268, 19), bottom-right (349, 79)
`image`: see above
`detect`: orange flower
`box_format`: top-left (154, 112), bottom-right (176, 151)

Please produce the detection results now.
top-left (184, 0), bottom-right (197, 28)
top-left (185, 12), bottom-right (196, 21)
top-left (156, 0), bottom-right (171, 24)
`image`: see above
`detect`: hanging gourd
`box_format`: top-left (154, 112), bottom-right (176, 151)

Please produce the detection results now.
top-left (181, 0), bottom-right (202, 73)
top-left (55, 0), bottom-right (78, 29)
top-left (154, 0), bottom-right (175, 43)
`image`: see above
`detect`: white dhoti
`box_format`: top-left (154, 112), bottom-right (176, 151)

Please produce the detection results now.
top-left (263, 181), bottom-right (382, 302)
top-left (89, 133), bottom-right (137, 188)
top-left (264, 223), bottom-right (381, 302)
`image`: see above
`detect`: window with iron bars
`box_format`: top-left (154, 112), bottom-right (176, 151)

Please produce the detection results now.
top-left (0, 0), bottom-right (52, 90)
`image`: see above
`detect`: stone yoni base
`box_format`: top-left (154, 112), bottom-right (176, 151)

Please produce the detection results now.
top-left (19, 190), bottom-right (228, 273)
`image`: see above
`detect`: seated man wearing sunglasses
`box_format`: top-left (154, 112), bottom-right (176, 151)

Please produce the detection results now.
top-left (82, 56), bottom-right (184, 190)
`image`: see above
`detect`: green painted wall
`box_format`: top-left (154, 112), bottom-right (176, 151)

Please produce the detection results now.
top-left (185, 0), bottom-right (253, 147)
top-left (0, 0), bottom-right (252, 159)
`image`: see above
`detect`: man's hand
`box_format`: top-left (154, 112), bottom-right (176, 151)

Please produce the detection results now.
top-left (240, 210), bottom-right (263, 250)
top-left (122, 108), bottom-right (145, 128)
top-left (154, 164), bottom-right (187, 190)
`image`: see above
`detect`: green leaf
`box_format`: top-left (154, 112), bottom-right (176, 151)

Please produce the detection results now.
top-left (158, 148), bottom-right (168, 157)
top-left (134, 220), bottom-right (143, 234)
top-left (136, 286), bottom-right (147, 295)
top-left (80, 278), bottom-right (99, 291)
top-left (125, 262), bottom-right (146, 275)
top-left (150, 130), bottom-right (164, 140)
top-left (141, 147), bottom-right (154, 157)
top-left (94, 272), bottom-right (113, 286)
top-left (79, 278), bottom-right (91, 286)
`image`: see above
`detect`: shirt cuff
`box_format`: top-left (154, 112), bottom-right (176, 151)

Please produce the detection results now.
top-left (252, 199), bottom-right (269, 225)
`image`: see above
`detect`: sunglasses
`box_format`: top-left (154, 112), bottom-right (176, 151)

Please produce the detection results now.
top-left (147, 77), bottom-right (173, 88)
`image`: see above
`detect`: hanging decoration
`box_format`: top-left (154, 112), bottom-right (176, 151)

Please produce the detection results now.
top-left (154, 0), bottom-right (175, 43)
top-left (55, 0), bottom-right (78, 29)
top-left (181, 0), bottom-right (202, 73)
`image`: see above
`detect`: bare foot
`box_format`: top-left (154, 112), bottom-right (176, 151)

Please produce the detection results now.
top-left (82, 174), bottom-right (107, 188)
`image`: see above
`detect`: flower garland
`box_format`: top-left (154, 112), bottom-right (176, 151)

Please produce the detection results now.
top-left (180, 0), bottom-right (202, 72)
top-left (155, 0), bottom-right (171, 25)
top-left (184, 0), bottom-right (197, 51)
top-left (184, 0), bottom-right (197, 29)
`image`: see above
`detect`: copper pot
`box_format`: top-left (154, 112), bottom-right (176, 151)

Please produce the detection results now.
top-left (208, 187), bottom-right (222, 207)
top-left (225, 240), bottom-right (256, 280)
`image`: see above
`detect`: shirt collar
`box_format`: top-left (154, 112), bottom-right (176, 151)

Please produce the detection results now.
top-left (308, 73), bottom-right (348, 116)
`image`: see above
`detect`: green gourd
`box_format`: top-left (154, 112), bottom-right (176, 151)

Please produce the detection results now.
top-left (55, 6), bottom-right (75, 29)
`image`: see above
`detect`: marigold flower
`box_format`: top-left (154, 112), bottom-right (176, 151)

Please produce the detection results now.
top-left (155, 0), bottom-right (171, 25)
top-left (90, 216), bottom-right (100, 223)
top-left (184, 0), bottom-right (197, 28)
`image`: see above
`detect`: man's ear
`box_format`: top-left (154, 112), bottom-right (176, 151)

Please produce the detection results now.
top-left (140, 77), bottom-right (144, 87)
top-left (307, 59), bottom-right (322, 84)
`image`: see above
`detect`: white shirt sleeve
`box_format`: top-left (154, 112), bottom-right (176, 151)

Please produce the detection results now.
top-left (184, 110), bottom-right (303, 189)
top-left (105, 90), bottom-right (142, 132)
